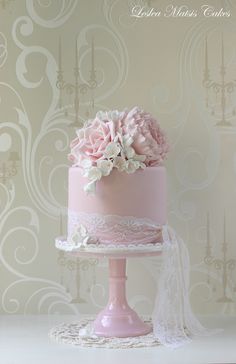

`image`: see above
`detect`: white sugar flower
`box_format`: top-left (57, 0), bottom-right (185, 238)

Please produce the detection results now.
top-left (113, 156), bottom-right (126, 172)
top-left (71, 224), bottom-right (90, 247)
top-left (86, 166), bottom-right (102, 181)
top-left (125, 146), bottom-right (135, 159)
top-left (104, 142), bottom-right (120, 159)
top-left (97, 159), bottom-right (113, 176)
top-left (125, 159), bottom-right (140, 174)
top-left (71, 223), bottom-right (98, 247)
top-left (118, 134), bottom-right (137, 159)
top-left (84, 180), bottom-right (96, 194)
top-left (80, 158), bottom-right (93, 169)
top-left (83, 166), bottom-right (102, 194)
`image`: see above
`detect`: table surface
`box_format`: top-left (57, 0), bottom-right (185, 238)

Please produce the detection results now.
top-left (0, 315), bottom-right (236, 364)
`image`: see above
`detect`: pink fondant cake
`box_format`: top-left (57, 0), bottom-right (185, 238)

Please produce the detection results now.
top-left (67, 107), bottom-right (169, 246)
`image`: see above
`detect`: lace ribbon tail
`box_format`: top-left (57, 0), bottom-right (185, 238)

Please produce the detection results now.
top-left (152, 225), bottom-right (222, 349)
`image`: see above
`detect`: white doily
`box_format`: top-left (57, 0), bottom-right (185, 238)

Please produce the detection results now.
top-left (49, 317), bottom-right (162, 349)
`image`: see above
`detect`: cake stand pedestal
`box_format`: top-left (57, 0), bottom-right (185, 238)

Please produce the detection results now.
top-left (55, 238), bottom-right (162, 338)
top-left (94, 257), bottom-right (150, 337)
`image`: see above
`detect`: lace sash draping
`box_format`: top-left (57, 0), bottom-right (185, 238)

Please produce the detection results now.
top-left (67, 211), bottom-right (220, 348)
top-left (152, 226), bottom-right (216, 348)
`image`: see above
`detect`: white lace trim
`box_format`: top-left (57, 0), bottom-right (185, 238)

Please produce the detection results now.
top-left (67, 210), bottom-right (162, 245)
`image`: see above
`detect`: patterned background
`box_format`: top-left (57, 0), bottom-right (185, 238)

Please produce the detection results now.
top-left (0, 0), bottom-right (236, 316)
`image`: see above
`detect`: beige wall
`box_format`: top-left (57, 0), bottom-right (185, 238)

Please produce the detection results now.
top-left (0, 0), bottom-right (236, 315)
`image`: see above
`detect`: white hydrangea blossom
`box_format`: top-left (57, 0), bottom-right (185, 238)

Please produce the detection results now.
top-left (97, 159), bottom-right (113, 176)
top-left (113, 156), bottom-right (126, 172)
top-left (70, 224), bottom-right (96, 247)
top-left (125, 146), bottom-right (135, 159)
top-left (83, 166), bottom-right (102, 194)
top-left (82, 133), bottom-right (147, 193)
top-left (104, 142), bottom-right (120, 159)
top-left (125, 159), bottom-right (139, 174)
top-left (80, 159), bottom-right (93, 169)
top-left (84, 180), bottom-right (97, 194)
top-left (85, 166), bottom-right (102, 181)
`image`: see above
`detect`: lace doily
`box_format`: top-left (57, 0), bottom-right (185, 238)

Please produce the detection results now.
top-left (49, 317), bottom-right (162, 349)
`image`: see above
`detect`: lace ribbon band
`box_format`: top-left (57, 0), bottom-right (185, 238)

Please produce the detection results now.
top-left (67, 210), bottom-right (163, 245)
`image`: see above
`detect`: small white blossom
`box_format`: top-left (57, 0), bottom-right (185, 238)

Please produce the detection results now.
top-left (125, 159), bottom-right (139, 174)
top-left (71, 224), bottom-right (97, 248)
top-left (83, 166), bottom-right (102, 194)
top-left (80, 158), bottom-right (93, 169)
top-left (125, 146), bottom-right (135, 159)
top-left (87, 167), bottom-right (102, 181)
top-left (104, 142), bottom-right (120, 159)
top-left (71, 224), bottom-right (90, 247)
top-left (113, 156), bottom-right (126, 172)
top-left (84, 180), bottom-right (96, 194)
top-left (97, 159), bottom-right (113, 176)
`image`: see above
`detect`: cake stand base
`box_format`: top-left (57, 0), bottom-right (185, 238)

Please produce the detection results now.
top-left (55, 236), bottom-right (162, 338)
top-left (93, 258), bottom-right (151, 337)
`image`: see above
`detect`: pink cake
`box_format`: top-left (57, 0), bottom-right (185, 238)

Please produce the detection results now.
top-left (67, 107), bottom-right (169, 246)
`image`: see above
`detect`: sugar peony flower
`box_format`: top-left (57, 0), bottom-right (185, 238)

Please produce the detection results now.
top-left (70, 118), bottom-right (114, 166)
top-left (123, 107), bottom-right (169, 166)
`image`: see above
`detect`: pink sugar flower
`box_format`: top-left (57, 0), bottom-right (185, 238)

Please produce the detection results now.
top-left (122, 107), bottom-right (169, 166)
top-left (69, 118), bottom-right (114, 166)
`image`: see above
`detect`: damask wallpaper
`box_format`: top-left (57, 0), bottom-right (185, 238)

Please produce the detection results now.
top-left (0, 0), bottom-right (236, 316)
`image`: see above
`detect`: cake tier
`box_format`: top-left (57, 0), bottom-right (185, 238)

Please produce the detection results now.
top-left (68, 166), bottom-right (167, 245)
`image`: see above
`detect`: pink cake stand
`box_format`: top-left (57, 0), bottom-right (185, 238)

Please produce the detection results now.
top-left (55, 238), bottom-right (163, 338)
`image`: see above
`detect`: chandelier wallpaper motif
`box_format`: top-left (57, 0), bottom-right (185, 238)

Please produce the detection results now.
top-left (0, 0), bottom-right (236, 315)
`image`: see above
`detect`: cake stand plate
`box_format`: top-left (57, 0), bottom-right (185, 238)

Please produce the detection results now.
top-left (55, 236), bottom-right (163, 258)
top-left (55, 237), bottom-right (163, 338)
